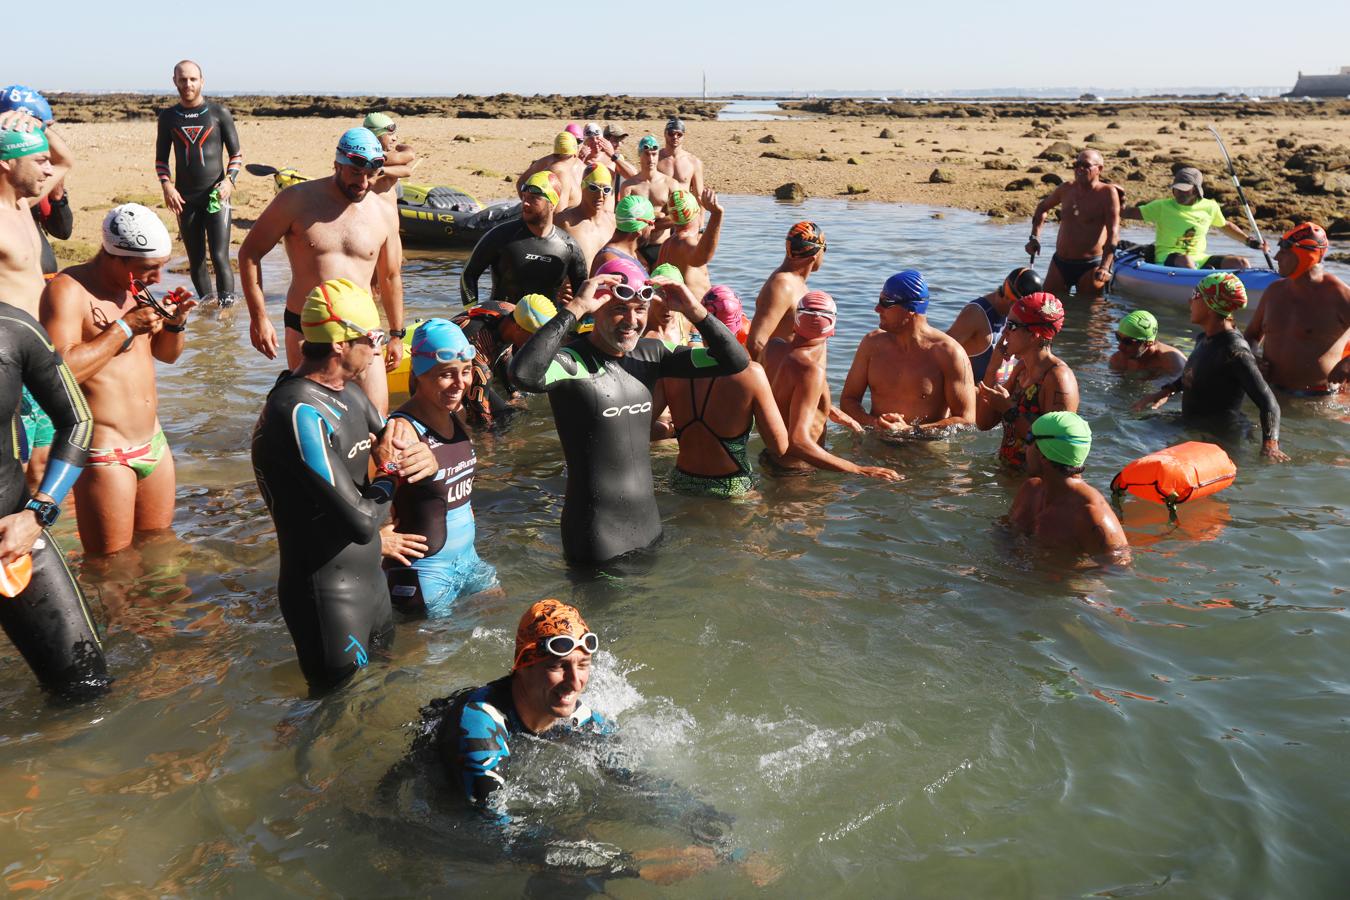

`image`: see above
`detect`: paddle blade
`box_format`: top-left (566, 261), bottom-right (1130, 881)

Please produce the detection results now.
top-left (244, 163), bottom-right (280, 177)
top-left (0, 554), bottom-right (33, 598)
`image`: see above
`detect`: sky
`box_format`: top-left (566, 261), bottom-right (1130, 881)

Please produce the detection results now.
top-left (11, 1), bottom-right (1349, 96)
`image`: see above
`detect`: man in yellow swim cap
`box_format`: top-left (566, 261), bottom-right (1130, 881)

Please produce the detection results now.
top-left (514, 129), bottom-right (585, 212)
top-left (556, 163), bottom-right (617, 270)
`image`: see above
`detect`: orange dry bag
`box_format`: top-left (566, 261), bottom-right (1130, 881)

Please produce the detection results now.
top-left (1110, 442), bottom-right (1236, 517)
top-left (0, 553), bottom-right (33, 598)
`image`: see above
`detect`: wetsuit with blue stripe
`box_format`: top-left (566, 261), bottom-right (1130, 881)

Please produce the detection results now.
top-left (384, 411), bottom-right (496, 617)
top-left (964, 295), bottom-right (1007, 383)
top-left (251, 372), bottom-right (396, 691)
top-left (0, 303), bottom-right (107, 699)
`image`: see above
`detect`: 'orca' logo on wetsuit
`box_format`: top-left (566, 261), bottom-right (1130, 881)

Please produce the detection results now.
top-left (602, 402), bottom-right (652, 418)
top-left (347, 438), bottom-right (373, 459)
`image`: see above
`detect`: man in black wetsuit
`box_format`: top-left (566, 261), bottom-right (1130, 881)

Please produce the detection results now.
top-left (251, 278), bottom-right (436, 693)
top-left (511, 271), bottom-right (749, 566)
top-left (459, 171), bottom-right (587, 308)
top-left (155, 60), bottom-right (242, 305)
top-left (0, 301), bottom-right (108, 699)
top-left (1136, 272), bottom-right (1288, 461)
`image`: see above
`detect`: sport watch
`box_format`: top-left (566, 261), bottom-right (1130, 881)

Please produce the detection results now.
top-left (24, 498), bottom-right (60, 527)
top-left (389, 328), bottom-right (407, 339)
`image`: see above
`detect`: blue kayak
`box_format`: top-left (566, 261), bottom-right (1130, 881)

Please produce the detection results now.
top-left (1111, 247), bottom-right (1282, 306)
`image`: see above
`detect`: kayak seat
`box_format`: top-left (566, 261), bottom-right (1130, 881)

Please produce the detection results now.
top-left (424, 187), bottom-right (476, 212)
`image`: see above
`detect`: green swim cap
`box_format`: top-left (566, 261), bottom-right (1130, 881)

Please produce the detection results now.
top-left (615, 195), bottom-right (656, 233)
top-left (1030, 411), bottom-right (1092, 468)
top-left (0, 127), bottom-right (48, 161)
top-left (1117, 310), bottom-right (1158, 342)
top-left (668, 189), bottom-right (699, 226)
top-left (637, 135), bottom-right (659, 152)
top-left (650, 263), bottom-right (684, 284)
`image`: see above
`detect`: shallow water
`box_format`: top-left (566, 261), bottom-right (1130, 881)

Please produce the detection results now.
top-left (2, 196), bottom-right (1347, 897)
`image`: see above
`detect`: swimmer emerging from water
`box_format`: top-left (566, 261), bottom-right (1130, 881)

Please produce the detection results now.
top-left (747, 221), bottom-right (827, 360)
top-left (1108, 310), bottom-right (1185, 379)
top-left (1026, 149), bottom-right (1119, 297)
top-left (1008, 411), bottom-right (1130, 563)
top-left (841, 270), bottom-right (975, 437)
top-left (762, 292), bottom-right (901, 481)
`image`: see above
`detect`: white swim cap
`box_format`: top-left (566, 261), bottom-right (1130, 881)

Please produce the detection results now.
top-left (102, 204), bottom-right (172, 258)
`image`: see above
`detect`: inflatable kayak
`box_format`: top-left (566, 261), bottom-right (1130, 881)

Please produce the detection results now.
top-left (1111, 246), bottom-right (1281, 306)
top-left (249, 165), bottom-right (520, 249)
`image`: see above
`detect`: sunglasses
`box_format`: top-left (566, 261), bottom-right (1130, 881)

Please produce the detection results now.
top-left (413, 345), bottom-right (474, 364)
top-left (1004, 320), bottom-right (1030, 332)
top-left (340, 151), bottom-right (385, 170)
top-left (666, 130), bottom-right (684, 137)
top-left (1072, 160), bottom-right (1100, 169)
top-left (585, 182), bottom-right (613, 195)
top-left (540, 632), bottom-right (599, 657)
top-left (611, 283), bottom-right (655, 302)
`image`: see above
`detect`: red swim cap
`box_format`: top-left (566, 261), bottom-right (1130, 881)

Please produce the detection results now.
top-left (1280, 222), bottom-right (1328, 279)
top-left (1010, 292), bottom-right (1065, 342)
top-left (795, 290), bottom-right (837, 340)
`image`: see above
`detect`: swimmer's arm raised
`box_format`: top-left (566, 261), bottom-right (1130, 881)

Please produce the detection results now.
top-left (40, 277), bottom-right (161, 381)
top-left (291, 403), bottom-right (393, 542)
top-left (685, 190), bottom-right (723, 268)
top-left (658, 300), bottom-right (748, 377)
top-left (509, 309), bottom-right (579, 392)
top-left (380, 145), bottom-right (416, 179)
top-left (33, 125), bottom-right (73, 205)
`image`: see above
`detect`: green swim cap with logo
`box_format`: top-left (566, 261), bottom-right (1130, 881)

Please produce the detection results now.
top-left (615, 195), bottom-right (656, 233)
top-left (1117, 310), bottom-right (1158, 342)
top-left (0, 127), bottom-right (48, 161)
top-left (1030, 411), bottom-right (1092, 468)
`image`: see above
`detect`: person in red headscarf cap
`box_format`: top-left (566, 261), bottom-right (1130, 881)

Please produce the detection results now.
top-left (975, 292), bottom-right (1080, 470)
top-left (1244, 222), bottom-right (1350, 396)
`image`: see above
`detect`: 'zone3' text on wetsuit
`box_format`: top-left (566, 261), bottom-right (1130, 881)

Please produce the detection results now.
top-left (0, 303), bottom-right (107, 698)
top-left (1163, 329), bottom-right (1280, 443)
top-left (155, 101), bottom-right (242, 299)
top-left (459, 220), bottom-right (587, 307)
top-left (511, 310), bottom-right (749, 564)
top-left (251, 372), bottom-right (396, 691)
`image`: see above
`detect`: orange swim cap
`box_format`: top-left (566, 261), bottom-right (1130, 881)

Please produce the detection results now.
top-left (1279, 222), bottom-right (1328, 279)
top-left (512, 599), bottom-right (591, 671)
top-left (786, 221), bottom-right (826, 258)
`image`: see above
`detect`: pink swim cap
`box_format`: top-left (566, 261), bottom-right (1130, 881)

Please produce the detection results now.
top-left (564, 122), bottom-right (583, 140)
top-left (795, 290), bottom-right (837, 340)
top-left (594, 257), bottom-right (649, 288)
top-left (702, 285), bottom-right (745, 333)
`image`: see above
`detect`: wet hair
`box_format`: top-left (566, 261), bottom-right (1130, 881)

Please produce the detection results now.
top-left (300, 339), bottom-right (334, 360)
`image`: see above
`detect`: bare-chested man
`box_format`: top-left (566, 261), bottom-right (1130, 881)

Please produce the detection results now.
top-left (762, 291), bottom-right (900, 481)
top-left (556, 164), bottom-right (616, 269)
top-left (655, 188), bottom-right (723, 300)
top-left (240, 128), bottom-right (404, 414)
top-left (841, 270), bottom-right (975, 437)
top-left (577, 122), bottom-right (638, 183)
top-left (40, 205), bottom-right (197, 556)
top-left (1009, 411), bottom-right (1130, 564)
top-left (0, 110), bottom-right (71, 318)
top-left (1244, 222), bottom-right (1350, 395)
top-left (516, 132), bottom-right (584, 212)
top-left (746, 221), bottom-right (827, 360)
top-left (364, 112), bottom-right (417, 204)
top-left (1026, 149), bottom-right (1120, 298)
top-left (657, 117), bottom-right (705, 198)
top-left (1109, 310), bottom-right (1185, 379)
top-left (620, 135), bottom-right (677, 267)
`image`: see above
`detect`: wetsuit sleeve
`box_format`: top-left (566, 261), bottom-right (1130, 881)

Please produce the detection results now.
top-left (39, 195), bottom-right (74, 240)
top-left (154, 110), bottom-right (172, 184)
top-left (566, 241), bottom-right (588, 293)
top-left (10, 310), bottom-right (91, 504)
top-left (460, 226), bottom-right (504, 307)
top-left (509, 310), bottom-right (584, 392)
top-left (1230, 346), bottom-right (1281, 443)
top-left (290, 402), bottom-right (394, 544)
top-left (656, 313), bottom-right (750, 378)
top-left (218, 104), bottom-right (242, 183)
top-left (455, 699), bottom-right (512, 805)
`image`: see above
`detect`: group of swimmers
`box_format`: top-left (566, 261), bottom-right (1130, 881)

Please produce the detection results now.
top-left (1, 68), bottom-right (1348, 874)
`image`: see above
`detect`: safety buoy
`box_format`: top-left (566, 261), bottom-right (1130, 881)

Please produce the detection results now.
top-left (1110, 442), bottom-right (1236, 514)
top-left (0, 553), bottom-right (33, 598)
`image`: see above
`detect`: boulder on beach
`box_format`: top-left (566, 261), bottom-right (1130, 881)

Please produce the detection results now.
top-left (879, 128), bottom-right (895, 139)
top-left (983, 159), bottom-right (1019, 170)
top-left (1040, 173), bottom-right (1063, 185)
top-left (929, 168), bottom-right (957, 184)
top-left (774, 182), bottom-right (807, 201)
top-left (759, 134), bottom-right (777, 143)
top-left (1006, 178), bottom-right (1035, 191)
top-left (1038, 141), bottom-right (1076, 162)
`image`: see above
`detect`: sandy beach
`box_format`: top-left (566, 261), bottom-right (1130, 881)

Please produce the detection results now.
top-left (46, 102), bottom-right (1350, 264)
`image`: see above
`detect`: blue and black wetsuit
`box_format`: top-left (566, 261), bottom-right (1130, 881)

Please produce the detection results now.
top-left (510, 309), bottom-right (749, 565)
top-left (155, 101), bottom-right (242, 299)
top-left (0, 303), bottom-right (106, 699)
top-left (251, 373), bottom-right (396, 691)
top-left (964, 295), bottom-right (1007, 382)
top-left (459, 221), bottom-right (587, 308)
top-left (384, 411), bottom-right (496, 617)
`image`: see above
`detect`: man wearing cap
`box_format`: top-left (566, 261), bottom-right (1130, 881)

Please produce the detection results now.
top-left (657, 117), bottom-right (705, 200)
top-left (364, 112), bottom-right (417, 205)
top-left (1121, 166), bottom-right (1265, 269)
top-left (1109, 310), bottom-right (1185, 378)
top-left (747, 222), bottom-right (827, 361)
top-left (0, 106), bottom-right (73, 319)
top-left (240, 127), bottom-right (405, 414)
top-left (947, 267), bottom-right (1043, 384)
top-left (656, 188), bottom-right (724, 301)
top-left (1136, 273), bottom-right (1288, 461)
top-left (450, 294), bottom-right (557, 428)
top-left (516, 132), bottom-right (585, 212)
top-left (618, 135), bottom-right (677, 266)
top-left (251, 278), bottom-right (436, 693)
top-left (557, 163), bottom-right (617, 270)
top-left (460, 171), bottom-right (587, 309)
top-left (1244, 222), bottom-right (1350, 396)
top-left (601, 123), bottom-right (638, 186)
top-left (592, 194), bottom-right (655, 275)
top-left (1026, 149), bottom-right (1119, 297)
top-left (40, 204), bottom-right (197, 555)
top-left (841, 270), bottom-right (976, 437)
top-left (762, 292), bottom-right (901, 481)
top-left (1009, 411), bottom-right (1130, 563)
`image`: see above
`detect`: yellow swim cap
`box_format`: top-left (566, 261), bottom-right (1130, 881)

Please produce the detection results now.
top-left (301, 278), bottom-right (381, 344)
top-left (513, 294), bottom-right (557, 333)
top-left (583, 163), bottom-right (612, 186)
top-left (522, 170), bottom-right (560, 207)
top-left (553, 132), bottom-right (578, 155)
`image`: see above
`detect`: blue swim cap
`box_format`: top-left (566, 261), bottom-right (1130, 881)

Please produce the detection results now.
top-left (879, 269), bottom-right (930, 313)
top-left (336, 127), bottom-right (385, 168)
top-left (410, 318), bottom-right (473, 375)
top-left (0, 85), bottom-right (52, 123)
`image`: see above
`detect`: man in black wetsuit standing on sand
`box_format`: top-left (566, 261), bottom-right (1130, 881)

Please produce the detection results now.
top-left (511, 271), bottom-right (749, 566)
top-left (460, 171), bottom-right (587, 308)
top-left (155, 60), bottom-right (242, 306)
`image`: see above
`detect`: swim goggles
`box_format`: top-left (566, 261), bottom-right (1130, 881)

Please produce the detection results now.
top-left (413, 344), bottom-right (474, 364)
top-left (1003, 320), bottom-right (1031, 332)
top-left (585, 182), bottom-right (614, 195)
top-left (308, 309), bottom-right (388, 346)
top-left (539, 632), bottom-right (599, 657)
top-left (339, 150), bottom-right (385, 170)
top-left (611, 283), bottom-right (655, 302)
top-left (130, 277), bottom-right (191, 318)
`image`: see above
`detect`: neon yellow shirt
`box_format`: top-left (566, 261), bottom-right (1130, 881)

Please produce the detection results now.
top-left (1140, 197), bottom-right (1226, 265)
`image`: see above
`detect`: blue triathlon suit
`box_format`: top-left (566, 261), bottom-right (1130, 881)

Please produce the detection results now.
top-left (965, 295), bottom-right (1007, 382)
top-left (383, 411), bottom-right (497, 616)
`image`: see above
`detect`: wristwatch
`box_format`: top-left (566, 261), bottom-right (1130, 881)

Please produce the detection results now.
top-left (389, 328), bottom-right (407, 339)
top-left (24, 498), bottom-right (59, 527)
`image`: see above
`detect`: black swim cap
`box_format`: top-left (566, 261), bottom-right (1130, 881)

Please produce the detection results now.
top-left (1004, 267), bottom-right (1044, 300)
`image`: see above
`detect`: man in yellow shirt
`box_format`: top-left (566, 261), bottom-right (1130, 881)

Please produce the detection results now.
top-left (1121, 167), bottom-right (1265, 269)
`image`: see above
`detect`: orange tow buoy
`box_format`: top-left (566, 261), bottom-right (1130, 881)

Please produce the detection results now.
top-left (0, 553), bottom-right (33, 597)
top-left (1111, 442), bottom-right (1236, 516)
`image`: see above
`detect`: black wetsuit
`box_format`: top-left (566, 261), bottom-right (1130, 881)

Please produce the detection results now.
top-left (251, 373), bottom-right (396, 691)
top-left (511, 310), bottom-right (749, 565)
top-left (155, 101), bottom-right (242, 298)
top-left (0, 304), bottom-right (107, 699)
top-left (459, 221), bottom-right (586, 307)
top-left (1163, 329), bottom-right (1280, 443)
top-left (32, 193), bottom-right (73, 276)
